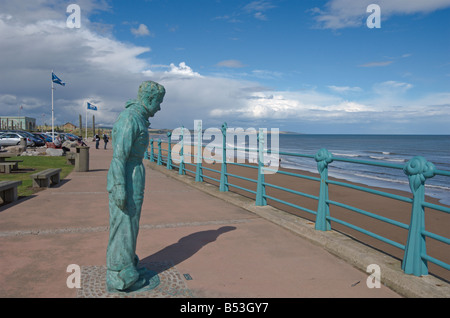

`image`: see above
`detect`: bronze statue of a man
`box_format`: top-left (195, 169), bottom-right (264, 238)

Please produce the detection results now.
top-left (106, 81), bottom-right (165, 292)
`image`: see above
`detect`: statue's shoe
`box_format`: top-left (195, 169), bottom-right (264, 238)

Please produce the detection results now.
top-left (107, 265), bottom-right (160, 293)
top-left (106, 264), bottom-right (139, 292)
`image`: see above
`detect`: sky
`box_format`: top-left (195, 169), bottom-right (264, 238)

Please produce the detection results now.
top-left (0, 0), bottom-right (449, 134)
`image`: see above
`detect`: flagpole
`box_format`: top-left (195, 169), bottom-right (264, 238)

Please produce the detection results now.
top-left (85, 101), bottom-right (88, 140)
top-left (51, 70), bottom-right (54, 143)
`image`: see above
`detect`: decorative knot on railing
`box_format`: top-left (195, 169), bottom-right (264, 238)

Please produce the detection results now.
top-left (221, 122), bottom-right (228, 135)
top-left (167, 131), bottom-right (172, 138)
top-left (403, 156), bottom-right (435, 192)
top-left (315, 148), bottom-right (333, 173)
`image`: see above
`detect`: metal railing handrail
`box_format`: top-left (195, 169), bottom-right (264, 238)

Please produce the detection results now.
top-left (148, 126), bottom-right (450, 278)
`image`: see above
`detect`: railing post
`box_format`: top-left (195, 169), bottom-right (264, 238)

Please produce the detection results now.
top-left (402, 156), bottom-right (435, 276)
top-left (256, 129), bottom-right (267, 206)
top-left (179, 127), bottom-right (185, 175)
top-left (314, 148), bottom-right (333, 231)
top-left (157, 138), bottom-right (162, 165)
top-left (149, 138), bottom-right (154, 162)
top-left (220, 122), bottom-right (229, 192)
top-left (195, 120), bottom-right (203, 182)
top-left (167, 131), bottom-right (172, 170)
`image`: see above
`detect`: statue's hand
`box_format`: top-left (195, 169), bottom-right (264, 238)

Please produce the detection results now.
top-left (114, 185), bottom-right (126, 210)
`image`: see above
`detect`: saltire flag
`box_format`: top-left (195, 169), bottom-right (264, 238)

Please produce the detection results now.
top-left (52, 72), bottom-right (66, 86)
top-left (87, 102), bottom-right (98, 111)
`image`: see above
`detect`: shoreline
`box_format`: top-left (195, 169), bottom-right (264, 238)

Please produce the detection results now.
top-left (151, 141), bottom-right (450, 282)
top-left (150, 134), bottom-right (450, 206)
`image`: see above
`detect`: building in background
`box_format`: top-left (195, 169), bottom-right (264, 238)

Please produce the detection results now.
top-left (0, 116), bottom-right (36, 131)
top-left (61, 122), bottom-right (77, 132)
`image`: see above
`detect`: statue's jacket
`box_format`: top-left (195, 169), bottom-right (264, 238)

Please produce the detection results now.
top-left (107, 102), bottom-right (150, 200)
top-left (106, 101), bottom-right (150, 273)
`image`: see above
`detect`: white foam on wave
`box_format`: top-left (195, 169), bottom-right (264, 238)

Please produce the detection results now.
top-left (332, 152), bottom-right (360, 158)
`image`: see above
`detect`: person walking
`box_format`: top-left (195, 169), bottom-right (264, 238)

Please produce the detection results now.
top-left (95, 134), bottom-right (100, 149)
top-left (103, 133), bottom-right (109, 149)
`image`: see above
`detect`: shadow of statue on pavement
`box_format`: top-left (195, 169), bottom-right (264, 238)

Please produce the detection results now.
top-left (139, 226), bottom-right (236, 273)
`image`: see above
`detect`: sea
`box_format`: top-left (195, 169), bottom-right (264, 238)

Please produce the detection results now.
top-left (154, 133), bottom-right (450, 206)
top-left (275, 134), bottom-right (450, 206)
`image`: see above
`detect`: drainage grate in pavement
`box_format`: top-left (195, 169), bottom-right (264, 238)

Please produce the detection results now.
top-left (77, 261), bottom-right (194, 298)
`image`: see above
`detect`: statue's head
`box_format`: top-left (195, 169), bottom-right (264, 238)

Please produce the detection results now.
top-left (137, 81), bottom-right (165, 117)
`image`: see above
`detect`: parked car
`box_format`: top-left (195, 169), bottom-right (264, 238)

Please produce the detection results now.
top-left (14, 130), bottom-right (44, 147)
top-left (9, 130), bottom-right (44, 147)
top-left (31, 133), bottom-right (49, 146)
top-left (0, 132), bottom-right (35, 147)
top-left (63, 133), bottom-right (79, 141)
top-left (34, 132), bottom-right (53, 142)
top-left (59, 133), bottom-right (76, 141)
top-left (45, 132), bottom-right (62, 141)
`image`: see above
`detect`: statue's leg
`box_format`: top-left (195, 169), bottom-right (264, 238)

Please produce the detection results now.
top-left (106, 195), bottom-right (142, 291)
top-left (106, 165), bottom-right (146, 292)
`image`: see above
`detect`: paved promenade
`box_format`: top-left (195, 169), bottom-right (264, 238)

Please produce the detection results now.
top-left (0, 141), bottom-right (447, 298)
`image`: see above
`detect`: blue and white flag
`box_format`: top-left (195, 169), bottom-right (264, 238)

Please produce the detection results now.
top-left (87, 102), bottom-right (98, 111)
top-left (52, 72), bottom-right (66, 86)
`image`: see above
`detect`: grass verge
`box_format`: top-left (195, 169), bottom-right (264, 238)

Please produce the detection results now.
top-left (0, 155), bottom-right (75, 197)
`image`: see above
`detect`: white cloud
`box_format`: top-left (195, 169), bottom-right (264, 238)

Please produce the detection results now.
top-left (243, 1), bottom-right (276, 14)
top-left (216, 60), bottom-right (247, 68)
top-left (328, 85), bottom-right (362, 93)
top-left (131, 24), bottom-right (153, 37)
top-left (163, 62), bottom-right (202, 78)
top-left (208, 90), bottom-right (375, 123)
top-left (251, 69), bottom-right (283, 80)
top-left (216, 0), bottom-right (276, 23)
top-left (311, 0), bottom-right (450, 29)
top-left (373, 81), bottom-right (413, 95)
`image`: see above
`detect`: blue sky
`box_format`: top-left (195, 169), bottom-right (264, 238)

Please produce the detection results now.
top-left (0, 0), bottom-right (449, 134)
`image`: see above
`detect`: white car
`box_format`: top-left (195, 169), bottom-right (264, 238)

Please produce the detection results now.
top-left (0, 132), bottom-right (35, 146)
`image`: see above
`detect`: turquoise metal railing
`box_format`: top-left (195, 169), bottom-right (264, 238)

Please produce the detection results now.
top-left (148, 124), bottom-right (450, 278)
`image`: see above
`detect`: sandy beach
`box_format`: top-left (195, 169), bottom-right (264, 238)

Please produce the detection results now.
top-left (152, 140), bottom-right (450, 282)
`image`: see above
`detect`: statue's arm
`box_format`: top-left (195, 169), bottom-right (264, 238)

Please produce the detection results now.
top-left (107, 115), bottom-right (136, 209)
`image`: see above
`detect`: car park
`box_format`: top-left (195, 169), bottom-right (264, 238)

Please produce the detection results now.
top-left (0, 132), bottom-right (35, 147)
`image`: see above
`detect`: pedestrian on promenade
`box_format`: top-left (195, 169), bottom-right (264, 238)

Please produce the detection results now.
top-left (103, 133), bottom-right (109, 149)
top-left (95, 134), bottom-right (100, 149)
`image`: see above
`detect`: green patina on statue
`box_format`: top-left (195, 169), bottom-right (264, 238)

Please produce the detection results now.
top-left (106, 81), bottom-right (165, 292)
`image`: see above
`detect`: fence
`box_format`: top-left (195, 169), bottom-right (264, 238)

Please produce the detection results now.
top-left (146, 125), bottom-right (450, 279)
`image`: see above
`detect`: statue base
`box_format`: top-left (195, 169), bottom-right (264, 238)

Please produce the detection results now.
top-left (107, 268), bottom-right (160, 294)
top-left (77, 263), bottom-right (194, 298)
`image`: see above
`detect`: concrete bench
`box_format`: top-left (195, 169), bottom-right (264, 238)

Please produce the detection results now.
top-left (6, 160), bottom-right (23, 171)
top-left (0, 162), bottom-right (17, 174)
top-left (31, 168), bottom-right (62, 188)
top-left (66, 152), bottom-right (76, 165)
top-left (0, 180), bottom-right (22, 204)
